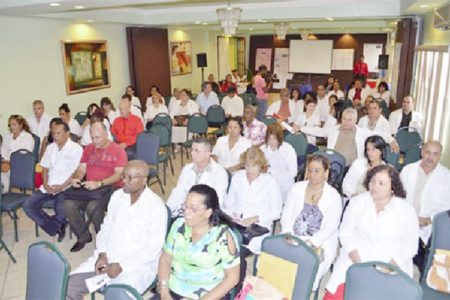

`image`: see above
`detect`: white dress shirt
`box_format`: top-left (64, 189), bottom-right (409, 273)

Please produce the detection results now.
top-left (144, 104), bottom-right (169, 122)
top-left (212, 135), bottom-right (251, 169)
top-left (347, 88), bottom-right (371, 104)
top-left (388, 109), bottom-right (424, 135)
top-left (221, 95), bottom-right (244, 117)
top-left (327, 90), bottom-right (345, 99)
top-left (260, 142), bottom-right (297, 201)
top-left (400, 161), bottom-right (450, 242)
top-left (168, 97), bottom-right (179, 111)
top-left (317, 95), bottom-right (330, 122)
top-left (39, 139), bottom-right (83, 193)
top-left (266, 100), bottom-right (298, 123)
top-left (224, 170), bottom-right (282, 254)
top-left (358, 115), bottom-right (393, 143)
top-left (68, 119), bottom-right (83, 137)
top-left (281, 181), bottom-right (342, 289)
top-left (1, 130), bottom-right (35, 160)
top-left (27, 113), bottom-right (52, 143)
top-left (372, 91), bottom-right (391, 106)
top-left (294, 109), bottom-right (321, 144)
top-left (80, 121), bottom-right (113, 146)
top-left (166, 159), bottom-right (228, 216)
top-left (196, 91), bottom-right (220, 114)
top-left (169, 100), bottom-right (199, 119)
top-left (72, 187), bottom-right (167, 293)
top-left (326, 192), bottom-right (418, 294)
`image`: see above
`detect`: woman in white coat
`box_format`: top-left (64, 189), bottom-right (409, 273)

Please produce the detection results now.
top-left (324, 165), bottom-right (419, 300)
top-left (281, 155), bottom-right (342, 290)
top-left (169, 89), bottom-right (199, 144)
top-left (293, 97), bottom-right (321, 145)
top-left (223, 146), bottom-right (283, 255)
top-left (144, 94), bottom-right (169, 128)
top-left (260, 123), bottom-right (297, 202)
top-left (342, 135), bottom-right (386, 199)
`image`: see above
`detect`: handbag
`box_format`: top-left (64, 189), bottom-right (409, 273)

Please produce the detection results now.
top-left (234, 276), bottom-right (287, 300)
top-left (426, 249), bottom-right (450, 294)
top-left (234, 223), bottom-right (269, 245)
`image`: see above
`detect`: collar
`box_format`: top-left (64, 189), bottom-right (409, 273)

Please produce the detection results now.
top-left (191, 160), bottom-right (213, 174)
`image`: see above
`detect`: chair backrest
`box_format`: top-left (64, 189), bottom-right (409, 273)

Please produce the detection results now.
top-left (104, 284), bottom-right (143, 300)
top-left (395, 126), bottom-right (422, 153)
top-left (404, 144), bottom-right (422, 166)
top-left (423, 211), bottom-right (450, 283)
top-left (377, 98), bottom-right (390, 119)
top-left (313, 149), bottom-right (346, 189)
top-left (187, 113), bottom-right (209, 135)
top-left (240, 93), bottom-right (256, 106)
top-left (153, 113), bottom-right (173, 130)
top-left (149, 123), bottom-right (171, 147)
top-left (345, 261), bottom-right (422, 300)
top-left (74, 111), bottom-right (88, 126)
top-left (163, 95), bottom-right (172, 107)
top-left (261, 115), bottom-right (277, 126)
top-left (285, 132), bottom-right (308, 157)
top-left (385, 144), bottom-right (400, 170)
top-left (31, 133), bottom-right (40, 162)
top-left (10, 149), bottom-right (36, 191)
top-left (260, 234), bottom-right (319, 299)
top-left (136, 132), bottom-right (160, 165)
top-left (206, 105), bottom-right (226, 124)
top-left (26, 241), bottom-right (69, 300)
top-left (218, 93), bottom-right (227, 104)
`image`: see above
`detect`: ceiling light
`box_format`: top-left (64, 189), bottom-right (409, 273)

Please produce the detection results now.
top-left (74, 5), bottom-right (85, 9)
top-left (216, 2), bottom-right (242, 36)
top-left (195, 21), bottom-right (200, 24)
top-left (87, 20), bottom-right (93, 23)
top-left (274, 22), bottom-right (289, 40)
top-left (202, 22), bottom-right (208, 25)
top-left (419, 5), bottom-right (429, 8)
top-left (249, 28), bottom-right (253, 31)
top-left (49, 3), bottom-right (60, 7)
top-left (325, 17), bottom-right (334, 21)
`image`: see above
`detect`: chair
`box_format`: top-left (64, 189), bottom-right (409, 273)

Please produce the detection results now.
top-left (257, 234), bottom-right (320, 299)
top-left (240, 93), bottom-right (256, 106)
top-left (313, 149), bottom-right (346, 191)
top-left (285, 132), bottom-right (308, 180)
top-left (163, 95), bottom-right (172, 107)
top-left (0, 165), bottom-right (16, 263)
top-left (261, 115), bottom-right (277, 126)
top-left (206, 105), bottom-right (226, 136)
top-left (180, 113), bottom-right (208, 166)
top-left (404, 144), bottom-right (422, 166)
top-left (395, 126), bottom-right (422, 153)
top-left (421, 211), bottom-right (450, 300)
top-left (74, 111), bottom-right (88, 126)
top-left (149, 123), bottom-right (174, 185)
top-left (1, 149), bottom-right (36, 242)
top-left (104, 284), bottom-right (143, 300)
top-left (377, 98), bottom-right (390, 119)
top-left (344, 261), bottom-right (422, 300)
top-left (136, 132), bottom-right (165, 194)
top-left (31, 133), bottom-right (40, 162)
top-left (218, 93), bottom-right (227, 104)
top-left (26, 241), bottom-right (69, 300)
top-left (153, 112), bottom-right (176, 158)
top-left (385, 144), bottom-right (400, 170)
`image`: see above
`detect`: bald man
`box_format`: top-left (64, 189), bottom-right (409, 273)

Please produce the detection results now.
top-left (111, 96), bottom-right (144, 160)
top-left (401, 140), bottom-right (450, 272)
top-left (389, 95), bottom-right (424, 135)
top-left (64, 122), bottom-right (128, 252)
top-left (66, 160), bottom-right (167, 298)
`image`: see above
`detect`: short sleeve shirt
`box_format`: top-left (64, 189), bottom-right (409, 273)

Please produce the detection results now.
top-left (254, 75), bottom-right (268, 100)
top-left (164, 218), bottom-right (240, 299)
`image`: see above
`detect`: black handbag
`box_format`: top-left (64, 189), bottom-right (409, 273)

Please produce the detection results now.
top-left (234, 223), bottom-right (269, 245)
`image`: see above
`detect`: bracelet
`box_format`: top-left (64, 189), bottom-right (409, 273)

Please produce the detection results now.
top-left (158, 279), bottom-right (168, 292)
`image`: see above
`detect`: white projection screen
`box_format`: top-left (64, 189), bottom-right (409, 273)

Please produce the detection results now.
top-left (289, 40), bottom-right (333, 74)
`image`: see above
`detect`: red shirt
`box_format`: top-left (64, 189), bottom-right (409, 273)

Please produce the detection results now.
top-left (353, 61), bottom-right (368, 77)
top-left (220, 82), bottom-right (237, 93)
top-left (80, 142), bottom-right (128, 187)
top-left (111, 114), bottom-right (144, 146)
top-left (353, 88), bottom-right (362, 101)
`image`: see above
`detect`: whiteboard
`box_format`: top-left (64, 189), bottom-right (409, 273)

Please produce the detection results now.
top-left (289, 40), bottom-right (333, 74)
top-left (332, 49), bottom-right (354, 70)
top-left (363, 43), bottom-right (383, 72)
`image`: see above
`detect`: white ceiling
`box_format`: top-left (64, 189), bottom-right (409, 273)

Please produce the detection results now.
top-left (0, 0), bottom-right (448, 33)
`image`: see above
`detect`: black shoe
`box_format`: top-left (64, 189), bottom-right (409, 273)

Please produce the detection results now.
top-left (57, 223), bottom-right (67, 243)
top-left (70, 234), bottom-right (92, 252)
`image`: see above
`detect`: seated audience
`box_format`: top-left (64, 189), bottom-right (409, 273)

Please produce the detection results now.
top-left (167, 137), bottom-right (228, 217)
top-left (145, 85), bottom-right (161, 109)
top-left (243, 104), bottom-right (267, 146)
top-left (169, 89), bottom-right (200, 144)
top-left (1, 115), bottom-right (35, 191)
top-left (144, 93), bottom-right (169, 128)
top-left (290, 87), bottom-right (304, 118)
top-left (231, 69), bottom-right (242, 83)
top-left (23, 120), bottom-right (82, 241)
top-left (293, 97), bottom-right (321, 144)
top-left (266, 88), bottom-right (297, 123)
top-left (80, 111), bottom-right (113, 147)
top-left (389, 95), bottom-right (424, 135)
top-left (324, 165), bottom-right (418, 300)
top-left (400, 140), bottom-right (450, 272)
top-left (27, 99), bottom-right (52, 144)
top-left (220, 74), bottom-right (237, 93)
top-left (64, 122), bottom-right (127, 252)
top-left (327, 80), bottom-right (345, 99)
top-left (324, 75), bottom-right (336, 93)
top-left (111, 99), bottom-right (144, 160)
top-left (196, 82), bottom-right (219, 115)
top-left (221, 87), bottom-right (244, 118)
top-left (281, 155), bottom-right (342, 290)
top-left (347, 79), bottom-right (370, 107)
top-left (224, 146), bottom-right (282, 255)
top-left (342, 135), bottom-right (386, 199)
top-left (66, 160), bottom-right (167, 298)
top-left (59, 103), bottom-right (82, 138)
top-left (260, 123), bottom-right (297, 201)
top-left (82, 103), bottom-right (101, 129)
top-left (154, 184), bottom-right (240, 300)
top-left (168, 87), bottom-right (180, 111)
top-left (126, 85), bottom-right (142, 110)
top-left (358, 99), bottom-right (392, 143)
top-left (207, 73), bottom-right (221, 95)
top-left (317, 84), bottom-right (330, 122)
top-left (39, 117), bottom-right (64, 161)
top-left (100, 97), bottom-right (120, 127)
top-left (372, 81), bottom-right (391, 106)
top-left (212, 117), bottom-right (252, 173)
top-left (121, 94), bottom-right (144, 125)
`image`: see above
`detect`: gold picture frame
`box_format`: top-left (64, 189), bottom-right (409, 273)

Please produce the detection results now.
top-left (170, 41), bottom-right (192, 76)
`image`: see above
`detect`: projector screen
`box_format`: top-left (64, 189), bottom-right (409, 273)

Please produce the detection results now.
top-left (289, 40), bottom-right (333, 74)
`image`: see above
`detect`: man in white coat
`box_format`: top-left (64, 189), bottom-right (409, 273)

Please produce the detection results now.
top-left (265, 88), bottom-right (297, 123)
top-left (27, 100), bottom-right (52, 144)
top-left (358, 99), bottom-right (393, 143)
top-left (400, 140), bottom-right (450, 272)
top-left (389, 95), bottom-right (424, 135)
top-left (66, 160), bottom-right (168, 299)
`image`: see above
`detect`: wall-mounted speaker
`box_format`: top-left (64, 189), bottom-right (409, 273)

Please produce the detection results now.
top-left (378, 54), bottom-right (389, 70)
top-left (197, 53), bottom-right (207, 68)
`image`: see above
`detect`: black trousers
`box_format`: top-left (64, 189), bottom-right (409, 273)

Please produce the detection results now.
top-left (414, 237), bottom-right (430, 279)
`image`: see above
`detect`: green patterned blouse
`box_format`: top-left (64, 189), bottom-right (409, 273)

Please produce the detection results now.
top-left (164, 217), bottom-right (240, 299)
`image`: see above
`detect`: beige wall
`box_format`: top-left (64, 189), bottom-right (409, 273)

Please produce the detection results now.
top-left (0, 16), bottom-right (130, 137)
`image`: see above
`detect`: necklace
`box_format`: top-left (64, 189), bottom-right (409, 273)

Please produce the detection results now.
top-left (307, 184), bottom-right (324, 204)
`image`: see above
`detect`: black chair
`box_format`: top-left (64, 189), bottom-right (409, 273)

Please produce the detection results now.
top-left (31, 133), bottom-right (40, 162)
top-left (74, 111), bottom-right (88, 126)
top-left (149, 123), bottom-right (174, 185)
top-left (136, 132), bottom-right (165, 194)
top-left (261, 115), bottom-right (277, 126)
top-left (395, 126), bottom-right (422, 153)
top-left (1, 149), bottom-right (36, 242)
top-left (0, 157), bottom-right (16, 263)
top-left (385, 144), bottom-right (400, 171)
top-left (153, 112), bottom-right (176, 159)
top-left (180, 113), bottom-right (208, 166)
top-left (313, 149), bottom-right (346, 192)
top-left (206, 105), bottom-right (226, 136)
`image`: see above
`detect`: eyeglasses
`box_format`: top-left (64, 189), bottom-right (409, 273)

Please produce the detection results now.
top-left (182, 204), bottom-right (207, 214)
top-left (120, 174), bottom-right (147, 181)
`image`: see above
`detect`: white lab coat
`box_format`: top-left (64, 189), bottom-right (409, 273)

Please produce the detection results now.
top-left (266, 99), bottom-right (298, 123)
top-left (27, 113), bottom-right (52, 144)
top-left (300, 115), bottom-right (337, 138)
top-left (260, 142), bottom-right (298, 202)
top-left (169, 99), bottom-right (199, 119)
top-left (327, 90), bottom-right (345, 99)
top-left (68, 119), bottom-right (83, 137)
top-left (144, 104), bottom-right (169, 123)
top-left (294, 109), bottom-right (321, 144)
top-left (281, 181), bottom-right (342, 289)
top-left (224, 170), bottom-right (283, 254)
top-left (342, 158), bottom-right (371, 198)
top-left (388, 109), bottom-right (424, 135)
top-left (400, 161), bottom-right (450, 242)
top-left (317, 95), bottom-right (329, 122)
top-left (372, 91), bottom-right (391, 106)
top-left (221, 95), bottom-right (244, 117)
top-left (292, 99), bottom-right (304, 120)
top-left (212, 135), bottom-right (252, 170)
top-left (326, 192), bottom-right (419, 294)
top-left (71, 187), bottom-right (167, 293)
top-left (358, 115), bottom-right (393, 143)
top-left (347, 88), bottom-right (371, 104)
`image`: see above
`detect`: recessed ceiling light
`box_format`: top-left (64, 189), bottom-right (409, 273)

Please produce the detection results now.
top-left (87, 20), bottom-right (93, 23)
top-left (419, 5), bottom-right (429, 8)
top-left (195, 21), bottom-right (200, 24)
top-left (49, 3), bottom-right (60, 7)
top-left (325, 17), bottom-right (334, 21)
top-left (74, 5), bottom-right (85, 9)
top-left (249, 28), bottom-right (253, 31)
top-left (202, 22), bottom-right (208, 25)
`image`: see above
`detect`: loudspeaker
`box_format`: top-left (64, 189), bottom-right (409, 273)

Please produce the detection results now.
top-left (197, 53), bottom-right (207, 68)
top-left (378, 54), bottom-right (389, 69)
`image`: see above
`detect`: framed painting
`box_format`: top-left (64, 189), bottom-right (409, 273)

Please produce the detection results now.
top-left (170, 41), bottom-right (192, 76)
top-left (61, 40), bottom-right (110, 95)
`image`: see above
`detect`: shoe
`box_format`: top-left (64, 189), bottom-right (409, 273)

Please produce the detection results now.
top-left (70, 234), bottom-right (92, 252)
top-left (57, 223), bottom-right (67, 243)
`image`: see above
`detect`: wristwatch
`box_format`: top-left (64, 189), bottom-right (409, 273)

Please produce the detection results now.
top-left (98, 181), bottom-right (104, 187)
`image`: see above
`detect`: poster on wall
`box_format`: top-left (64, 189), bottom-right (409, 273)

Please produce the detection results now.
top-left (332, 49), bottom-right (354, 70)
top-left (170, 41), bottom-right (192, 76)
top-left (255, 48), bottom-right (272, 71)
top-left (363, 43), bottom-right (383, 72)
top-left (273, 48), bottom-right (292, 89)
top-left (61, 40), bottom-right (110, 95)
